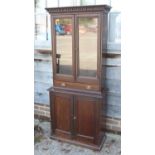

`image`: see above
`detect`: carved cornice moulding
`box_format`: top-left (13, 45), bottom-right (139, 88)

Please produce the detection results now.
top-left (46, 5), bottom-right (111, 14)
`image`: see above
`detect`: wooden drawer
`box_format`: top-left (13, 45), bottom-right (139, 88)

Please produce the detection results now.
top-left (54, 80), bottom-right (100, 91)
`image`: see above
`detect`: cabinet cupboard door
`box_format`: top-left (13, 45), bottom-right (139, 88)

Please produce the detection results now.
top-left (75, 96), bottom-right (100, 144)
top-left (52, 93), bottom-right (73, 139)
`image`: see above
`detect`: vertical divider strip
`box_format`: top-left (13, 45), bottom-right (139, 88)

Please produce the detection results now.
top-left (73, 95), bottom-right (77, 137)
top-left (72, 15), bottom-right (76, 80)
top-left (75, 15), bottom-right (79, 80)
top-left (71, 95), bottom-right (74, 138)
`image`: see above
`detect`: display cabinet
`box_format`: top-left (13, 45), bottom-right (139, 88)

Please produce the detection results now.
top-left (46, 5), bottom-right (111, 150)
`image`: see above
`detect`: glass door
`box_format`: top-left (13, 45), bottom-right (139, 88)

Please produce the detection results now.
top-left (76, 15), bottom-right (100, 83)
top-left (52, 15), bottom-right (75, 81)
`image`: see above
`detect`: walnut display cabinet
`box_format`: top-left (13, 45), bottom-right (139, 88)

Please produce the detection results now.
top-left (46, 5), bottom-right (111, 150)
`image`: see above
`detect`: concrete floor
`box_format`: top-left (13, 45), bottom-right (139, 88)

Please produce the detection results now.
top-left (34, 119), bottom-right (121, 155)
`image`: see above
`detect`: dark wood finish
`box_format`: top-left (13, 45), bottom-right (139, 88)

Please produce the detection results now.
top-left (54, 80), bottom-right (100, 91)
top-left (50, 92), bottom-right (73, 139)
top-left (51, 134), bottom-right (106, 151)
top-left (49, 87), bottom-right (104, 149)
top-left (51, 15), bottom-right (75, 82)
top-left (48, 6), bottom-right (111, 88)
top-left (75, 96), bottom-right (97, 143)
top-left (46, 5), bottom-right (111, 14)
top-left (75, 14), bottom-right (100, 84)
top-left (49, 87), bottom-right (103, 98)
top-left (46, 5), bottom-right (111, 150)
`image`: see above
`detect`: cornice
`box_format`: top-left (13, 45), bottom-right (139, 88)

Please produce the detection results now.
top-left (46, 5), bottom-right (111, 14)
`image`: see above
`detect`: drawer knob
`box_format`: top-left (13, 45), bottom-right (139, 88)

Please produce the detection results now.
top-left (61, 82), bottom-right (66, 87)
top-left (86, 85), bottom-right (91, 90)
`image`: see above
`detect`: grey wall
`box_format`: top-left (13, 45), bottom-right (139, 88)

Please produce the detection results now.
top-left (34, 52), bottom-right (53, 105)
top-left (104, 56), bottom-right (121, 118)
top-left (105, 12), bottom-right (121, 119)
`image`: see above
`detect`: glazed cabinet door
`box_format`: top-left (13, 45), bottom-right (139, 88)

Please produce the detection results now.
top-left (52, 15), bottom-right (75, 82)
top-left (51, 93), bottom-right (73, 139)
top-left (75, 14), bottom-right (101, 84)
top-left (74, 96), bottom-right (101, 144)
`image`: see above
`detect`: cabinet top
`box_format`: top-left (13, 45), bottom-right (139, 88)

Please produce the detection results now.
top-left (45, 5), bottom-right (111, 14)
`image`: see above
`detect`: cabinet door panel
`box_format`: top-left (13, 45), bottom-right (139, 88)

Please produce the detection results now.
top-left (53, 93), bottom-right (73, 138)
top-left (78, 16), bottom-right (98, 78)
top-left (75, 14), bottom-right (101, 84)
top-left (52, 15), bottom-right (75, 81)
top-left (75, 96), bottom-right (98, 143)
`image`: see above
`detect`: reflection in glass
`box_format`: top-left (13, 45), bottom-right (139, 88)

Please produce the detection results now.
top-left (55, 18), bottom-right (72, 75)
top-left (78, 17), bottom-right (98, 77)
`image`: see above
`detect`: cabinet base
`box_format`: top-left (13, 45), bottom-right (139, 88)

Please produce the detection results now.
top-left (50, 134), bottom-right (106, 151)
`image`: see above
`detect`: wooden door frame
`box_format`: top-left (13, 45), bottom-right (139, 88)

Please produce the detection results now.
top-left (51, 92), bottom-right (74, 138)
top-left (51, 15), bottom-right (75, 82)
top-left (75, 13), bottom-right (101, 85)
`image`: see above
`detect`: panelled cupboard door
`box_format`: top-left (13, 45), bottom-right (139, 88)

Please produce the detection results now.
top-left (74, 96), bottom-right (100, 144)
top-left (52, 93), bottom-right (73, 139)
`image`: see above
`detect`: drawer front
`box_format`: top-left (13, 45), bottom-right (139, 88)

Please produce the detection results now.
top-left (54, 80), bottom-right (100, 91)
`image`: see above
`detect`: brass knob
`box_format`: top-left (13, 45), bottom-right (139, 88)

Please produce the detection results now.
top-left (61, 82), bottom-right (66, 87)
top-left (86, 85), bottom-right (91, 90)
top-left (73, 116), bottom-right (77, 120)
